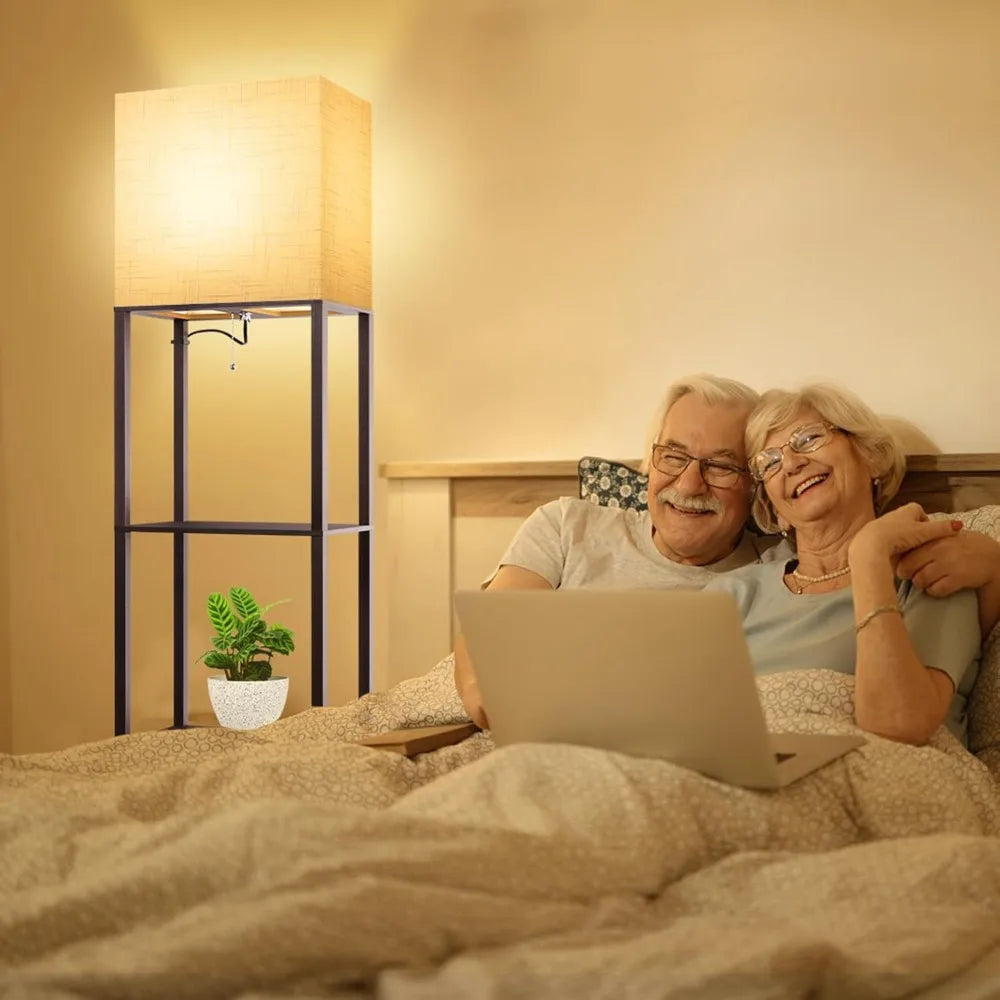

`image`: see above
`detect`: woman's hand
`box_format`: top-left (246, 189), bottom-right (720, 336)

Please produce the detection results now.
top-left (849, 503), bottom-right (962, 571)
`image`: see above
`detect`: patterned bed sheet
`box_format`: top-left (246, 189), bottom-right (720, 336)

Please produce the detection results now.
top-left (3, 655), bottom-right (1000, 999)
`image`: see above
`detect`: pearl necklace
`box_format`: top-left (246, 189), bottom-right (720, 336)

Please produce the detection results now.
top-left (789, 564), bottom-right (851, 595)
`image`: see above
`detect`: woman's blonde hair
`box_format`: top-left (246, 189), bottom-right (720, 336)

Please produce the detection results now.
top-left (746, 384), bottom-right (906, 535)
top-left (641, 374), bottom-right (759, 475)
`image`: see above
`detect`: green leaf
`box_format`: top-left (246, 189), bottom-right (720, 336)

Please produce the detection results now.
top-left (203, 651), bottom-right (237, 671)
top-left (207, 593), bottom-right (237, 639)
top-left (241, 659), bottom-right (273, 681)
top-left (261, 625), bottom-right (295, 655)
top-left (257, 598), bottom-right (291, 617)
top-left (229, 586), bottom-right (260, 620)
top-left (234, 616), bottom-right (266, 650)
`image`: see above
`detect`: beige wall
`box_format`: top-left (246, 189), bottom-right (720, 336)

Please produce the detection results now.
top-left (0, 373), bottom-right (8, 752)
top-left (0, 0), bottom-right (148, 751)
top-left (3, 0), bottom-right (1000, 751)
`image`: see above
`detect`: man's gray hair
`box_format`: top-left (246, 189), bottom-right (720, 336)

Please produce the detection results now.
top-left (641, 374), bottom-right (760, 474)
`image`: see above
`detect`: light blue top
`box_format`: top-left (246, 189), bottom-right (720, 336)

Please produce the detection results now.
top-left (707, 559), bottom-right (981, 744)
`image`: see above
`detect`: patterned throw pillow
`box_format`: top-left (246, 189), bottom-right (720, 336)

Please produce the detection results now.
top-left (578, 457), bottom-right (648, 512)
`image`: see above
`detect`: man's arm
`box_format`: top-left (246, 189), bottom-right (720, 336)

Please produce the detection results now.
top-left (454, 565), bottom-right (553, 728)
top-left (895, 530), bottom-right (1000, 638)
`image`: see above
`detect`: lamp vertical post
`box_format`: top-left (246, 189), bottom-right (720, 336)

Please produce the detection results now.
top-left (358, 310), bottom-right (373, 695)
top-left (172, 318), bottom-right (189, 728)
top-left (113, 308), bottom-right (131, 736)
top-left (310, 300), bottom-right (329, 705)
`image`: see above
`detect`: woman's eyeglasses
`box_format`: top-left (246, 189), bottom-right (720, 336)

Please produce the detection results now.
top-left (649, 445), bottom-right (746, 489)
top-left (749, 422), bottom-right (839, 483)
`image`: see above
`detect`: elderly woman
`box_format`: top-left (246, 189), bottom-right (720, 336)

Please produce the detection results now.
top-left (708, 384), bottom-right (982, 747)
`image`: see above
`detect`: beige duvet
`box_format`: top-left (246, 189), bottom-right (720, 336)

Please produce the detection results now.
top-left (3, 657), bottom-right (1000, 1000)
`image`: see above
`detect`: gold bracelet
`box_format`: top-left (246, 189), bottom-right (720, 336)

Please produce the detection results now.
top-left (855, 603), bottom-right (902, 633)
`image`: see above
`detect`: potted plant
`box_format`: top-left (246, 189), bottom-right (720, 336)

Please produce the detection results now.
top-left (198, 586), bottom-right (295, 730)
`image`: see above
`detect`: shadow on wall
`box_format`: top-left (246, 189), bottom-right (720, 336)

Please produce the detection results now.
top-left (881, 417), bottom-right (940, 455)
top-left (0, 0), bottom-right (158, 753)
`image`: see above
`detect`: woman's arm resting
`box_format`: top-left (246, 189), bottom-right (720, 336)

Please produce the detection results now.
top-left (849, 505), bottom-right (963, 745)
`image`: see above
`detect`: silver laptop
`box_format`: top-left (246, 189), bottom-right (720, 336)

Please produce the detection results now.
top-left (454, 588), bottom-right (863, 790)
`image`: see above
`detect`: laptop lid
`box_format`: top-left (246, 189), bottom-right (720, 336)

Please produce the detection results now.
top-left (454, 588), bottom-right (784, 787)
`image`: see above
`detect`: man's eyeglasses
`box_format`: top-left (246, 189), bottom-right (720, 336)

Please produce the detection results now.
top-left (749, 421), bottom-right (839, 482)
top-left (649, 445), bottom-right (746, 489)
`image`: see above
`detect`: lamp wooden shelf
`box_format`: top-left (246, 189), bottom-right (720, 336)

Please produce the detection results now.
top-left (124, 521), bottom-right (372, 536)
top-left (113, 299), bottom-right (374, 736)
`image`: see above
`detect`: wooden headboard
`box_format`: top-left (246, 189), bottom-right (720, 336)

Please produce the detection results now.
top-left (378, 454), bottom-right (1000, 689)
top-left (381, 454), bottom-right (1000, 516)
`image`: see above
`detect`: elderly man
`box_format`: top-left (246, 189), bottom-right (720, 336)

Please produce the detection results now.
top-left (454, 374), bottom-right (1000, 728)
top-left (455, 375), bottom-right (768, 726)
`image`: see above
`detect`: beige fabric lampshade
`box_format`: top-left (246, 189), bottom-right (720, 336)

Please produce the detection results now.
top-left (114, 76), bottom-right (371, 310)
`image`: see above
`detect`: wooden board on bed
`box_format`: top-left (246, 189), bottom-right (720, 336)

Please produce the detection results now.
top-left (357, 723), bottom-right (479, 756)
top-left (381, 455), bottom-right (1000, 517)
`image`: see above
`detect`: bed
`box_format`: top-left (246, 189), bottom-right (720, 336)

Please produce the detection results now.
top-left (4, 457), bottom-right (1000, 998)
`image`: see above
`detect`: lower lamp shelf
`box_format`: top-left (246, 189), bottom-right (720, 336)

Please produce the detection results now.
top-left (121, 520), bottom-right (371, 536)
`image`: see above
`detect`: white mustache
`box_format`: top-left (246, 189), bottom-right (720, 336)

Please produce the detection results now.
top-left (656, 487), bottom-right (723, 514)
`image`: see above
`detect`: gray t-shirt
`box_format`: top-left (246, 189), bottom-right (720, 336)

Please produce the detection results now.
top-left (708, 560), bottom-right (981, 744)
top-left (486, 497), bottom-right (783, 590)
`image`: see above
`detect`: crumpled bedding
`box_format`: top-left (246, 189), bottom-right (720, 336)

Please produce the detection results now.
top-left (3, 658), bottom-right (1000, 1000)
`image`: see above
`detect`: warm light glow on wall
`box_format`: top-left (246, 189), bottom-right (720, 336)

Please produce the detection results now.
top-left (114, 76), bottom-right (371, 308)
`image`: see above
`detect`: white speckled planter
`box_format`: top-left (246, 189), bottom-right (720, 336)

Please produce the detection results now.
top-left (207, 676), bottom-right (289, 730)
